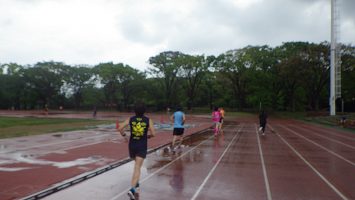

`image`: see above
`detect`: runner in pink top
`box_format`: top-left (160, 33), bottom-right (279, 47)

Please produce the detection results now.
top-left (212, 106), bottom-right (221, 136)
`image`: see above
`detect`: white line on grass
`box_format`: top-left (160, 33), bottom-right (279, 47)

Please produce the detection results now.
top-left (255, 124), bottom-right (272, 200)
top-left (190, 125), bottom-right (243, 200)
top-left (270, 125), bottom-right (349, 200)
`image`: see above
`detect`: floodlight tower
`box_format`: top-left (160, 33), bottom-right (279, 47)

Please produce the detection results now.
top-left (330, 0), bottom-right (341, 116)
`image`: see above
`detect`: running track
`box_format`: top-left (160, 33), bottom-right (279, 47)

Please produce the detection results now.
top-left (0, 113), bottom-right (211, 200)
top-left (39, 119), bottom-right (355, 200)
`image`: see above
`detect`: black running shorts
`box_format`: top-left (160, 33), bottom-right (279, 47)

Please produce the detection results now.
top-left (129, 144), bottom-right (147, 159)
top-left (173, 128), bottom-right (184, 136)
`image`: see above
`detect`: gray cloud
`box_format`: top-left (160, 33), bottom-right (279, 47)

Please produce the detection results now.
top-left (0, 0), bottom-right (354, 70)
top-left (151, 0), bottom-right (334, 54)
top-left (341, 0), bottom-right (355, 21)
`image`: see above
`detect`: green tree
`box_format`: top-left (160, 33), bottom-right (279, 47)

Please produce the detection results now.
top-left (140, 77), bottom-right (164, 110)
top-left (300, 42), bottom-right (330, 111)
top-left (213, 48), bottom-right (253, 110)
top-left (0, 63), bottom-right (25, 109)
top-left (179, 54), bottom-right (208, 110)
top-left (341, 44), bottom-right (355, 111)
top-left (148, 51), bottom-right (185, 107)
top-left (1, 63), bottom-right (24, 75)
top-left (93, 62), bottom-right (121, 109)
top-left (94, 62), bottom-right (144, 110)
top-left (62, 65), bottom-right (94, 109)
top-left (23, 62), bottom-right (64, 109)
top-left (117, 65), bottom-right (145, 110)
top-left (275, 42), bottom-right (310, 111)
top-left (241, 45), bottom-right (277, 110)
top-left (82, 86), bottom-right (105, 109)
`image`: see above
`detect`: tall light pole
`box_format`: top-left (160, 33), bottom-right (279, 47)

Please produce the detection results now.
top-left (330, 0), bottom-right (336, 115)
top-left (330, 0), bottom-right (341, 116)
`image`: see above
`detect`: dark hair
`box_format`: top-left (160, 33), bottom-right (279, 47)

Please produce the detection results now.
top-left (214, 106), bottom-right (219, 111)
top-left (176, 105), bottom-right (182, 111)
top-left (134, 102), bottom-right (146, 117)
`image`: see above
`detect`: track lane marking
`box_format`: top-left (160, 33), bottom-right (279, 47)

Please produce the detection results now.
top-left (110, 125), bottom-right (241, 200)
top-left (190, 125), bottom-right (243, 200)
top-left (270, 125), bottom-right (349, 200)
top-left (0, 132), bottom-right (115, 154)
top-left (299, 124), bottom-right (355, 141)
top-left (279, 125), bottom-right (355, 167)
top-left (255, 124), bottom-right (272, 200)
top-left (293, 125), bottom-right (355, 150)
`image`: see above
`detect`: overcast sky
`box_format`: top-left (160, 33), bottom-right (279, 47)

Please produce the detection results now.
top-left (0, 0), bottom-right (354, 71)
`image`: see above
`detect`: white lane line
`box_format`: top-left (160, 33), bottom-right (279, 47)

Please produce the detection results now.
top-left (190, 125), bottom-right (243, 200)
top-left (294, 126), bottom-right (355, 150)
top-left (270, 125), bottom-right (349, 200)
top-left (110, 126), bottom-right (240, 200)
top-left (255, 124), bottom-right (272, 200)
top-left (280, 125), bottom-right (355, 167)
top-left (0, 132), bottom-right (114, 154)
top-left (300, 125), bottom-right (355, 141)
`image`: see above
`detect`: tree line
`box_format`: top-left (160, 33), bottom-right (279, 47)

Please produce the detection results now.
top-left (1, 41), bottom-right (354, 112)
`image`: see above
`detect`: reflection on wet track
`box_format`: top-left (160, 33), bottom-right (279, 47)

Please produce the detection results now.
top-left (43, 125), bottom-right (238, 200)
top-left (41, 121), bottom-right (355, 200)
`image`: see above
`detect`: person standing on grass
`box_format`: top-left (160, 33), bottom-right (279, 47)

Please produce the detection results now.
top-left (170, 105), bottom-right (185, 152)
top-left (259, 110), bottom-right (267, 135)
top-left (118, 102), bottom-right (156, 200)
top-left (92, 105), bottom-right (97, 118)
top-left (212, 106), bottom-right (221, 136)
top-left (44, 104), bottom-right (49, 116)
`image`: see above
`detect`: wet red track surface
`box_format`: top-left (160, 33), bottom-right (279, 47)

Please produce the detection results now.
top-left (1, 112), bottom-right (355, 200)
top-left (0, 111), bottom-right (211, 200)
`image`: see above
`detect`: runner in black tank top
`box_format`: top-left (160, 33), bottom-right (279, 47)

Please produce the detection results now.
top-left (129, 115), bottom-right (150, 159)
top-left (118, 102), bottom-right (156, 200)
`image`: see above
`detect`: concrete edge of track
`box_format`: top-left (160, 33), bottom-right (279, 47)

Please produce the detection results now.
top-left (20, 127), bottom-right (212, 200)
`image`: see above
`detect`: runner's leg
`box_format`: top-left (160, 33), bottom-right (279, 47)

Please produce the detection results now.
top-left (131, 156), bottom-right (144, 188)
top-left (172, 135), bottom-right (177, 149)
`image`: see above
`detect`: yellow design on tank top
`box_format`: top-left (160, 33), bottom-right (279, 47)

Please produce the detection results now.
top-left (131, 118), bottom-right (147, 140)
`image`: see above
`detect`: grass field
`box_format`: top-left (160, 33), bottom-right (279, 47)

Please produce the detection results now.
top-left (0, 117), bottom-right (113, 139)
top-left (273, 111), bottom-right (355, 133)
top-left (1, 111), bottom-right (353, 139)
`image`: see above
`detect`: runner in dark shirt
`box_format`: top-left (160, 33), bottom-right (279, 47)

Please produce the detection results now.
top-left (118, 102), bottom-right (156, 200)
top-left (259, 110), bottom-right (267, 135)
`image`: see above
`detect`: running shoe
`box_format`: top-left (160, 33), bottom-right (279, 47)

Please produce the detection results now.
top-left (135, 183), bottom-right (140, 193)
top-left (127, 190), bottom-right (135, 200)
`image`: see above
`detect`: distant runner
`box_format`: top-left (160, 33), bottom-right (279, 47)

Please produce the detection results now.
top-left (212, 106), bottom-right (221, 136)
top-left (259, 110), bottom-right (267, 135)
top-left (170, 105), bottom-right (186, 152)
top-left (92, 105), bottom-right (97, 118)
top-left (219, 107), bottom-right (225, 132)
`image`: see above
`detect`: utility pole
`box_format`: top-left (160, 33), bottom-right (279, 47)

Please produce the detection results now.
top-left (330, 0), bottom-right (341, 116)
